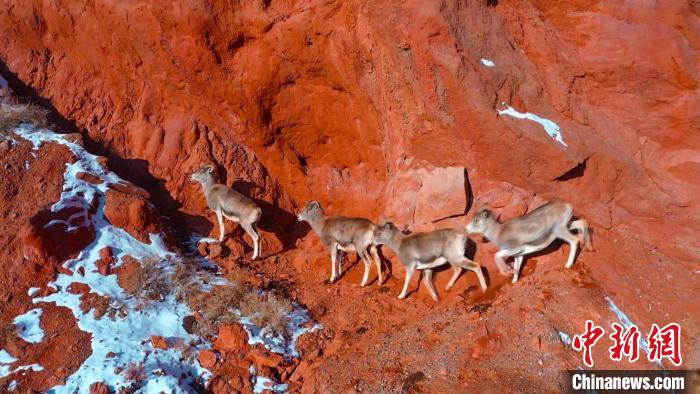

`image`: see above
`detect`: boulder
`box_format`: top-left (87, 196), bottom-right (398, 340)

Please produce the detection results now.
top-left (197, 349), bottom-right (218, 369)
top-left (150, 335), bottom-right (169, 350)
top-left (89, 382), bottom-right (111, 394)
top-left (67, 282), bottom-right (91, 295)
top-left (103, 189), bottom-right (166, 244)
top-left (213, 323), bottom-right (249, 352)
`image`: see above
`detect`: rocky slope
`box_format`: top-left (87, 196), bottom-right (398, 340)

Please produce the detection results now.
top-left (0, 0), bottom-right (698, 392)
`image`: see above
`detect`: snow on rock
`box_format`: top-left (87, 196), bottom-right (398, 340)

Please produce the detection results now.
top-left (239, 308), bottom-right (320, 359)
top-left (480, 58), bottom-right (495, 68)
top-left (605, 296), bottom-right (656, 364)
top-left (249, 366), bottom-right (288, 394)
top-left (13, 308), bottom-right (44, 343)
top-left (557, 331), bottom-right (572, 346)
top-left (15, 125), bottom-right (210, 393)
top-left (27, 287), bottom-right (40, 297)
top-left (497, 103), bottom-right (568, 146)
top-left (15, 125), bottom-right (320, 393)
top-left (186, 235), bottom-right (322, 360)
top-left (0, 350), bottom-right (18, 364)
top-left (0, 349), bottom-right (43, 379)
top-left (0, 364), bottom-right (44, 379)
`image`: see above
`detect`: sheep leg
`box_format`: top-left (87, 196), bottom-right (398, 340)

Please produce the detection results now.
top-left (216, 209), bottom-right (226, 242)
top-left (369, 245), bottom-right (383, 285)
top-left (423, 269), bottom-right (439, 301)
top-left (329, 241), bottom-right (339, 282)
top-left (241, 222), bottom-right (261, 260)
top-left (512, 255), bottom-right (524, 283)
top-left (494, 249), bottom-right (518, 276)
top-left (446, 266), bottom-right (462, 291)
top-left (455, 258), bottom-right (487, 292)
top-left (398, 263), bottom-right (416, 299)
top-left (358, 250), bottom-right (372, 287)
top-left (556, 226), bottom-right (580, 268)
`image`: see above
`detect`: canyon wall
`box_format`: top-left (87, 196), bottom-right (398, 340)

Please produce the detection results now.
top-left (1, 0), bottom-right (698, 384)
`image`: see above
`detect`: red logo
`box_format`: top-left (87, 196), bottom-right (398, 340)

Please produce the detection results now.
top-left (648, 323), bottom-right (682, 366)
top-left (572, 320), bottom-right (605, 367)
top-left (572, 321), bottom-right (682, 367)
top-left (609, 323), bottom-right (640, 362)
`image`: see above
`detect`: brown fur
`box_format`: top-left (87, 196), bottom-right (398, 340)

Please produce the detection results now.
top-left (466, 200), bottom-right (591, 282)
top-left (191, 164), bottom-right (262, 259)
top-left (373, 223), bottom-right (487, 301)
top-left (298, 201), bottom-right (383, 286)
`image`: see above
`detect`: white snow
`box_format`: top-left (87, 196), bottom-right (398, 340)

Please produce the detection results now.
top-left (558, 331), bottom-right (572, 346)
top-left (0, 349), bottom-right (43, 379)
top-left (15, 125), bottom-right (210, 393)
top-left (13, 308), bottom-right (44, 343)
top-left (605, 296), bottom-right (657, 365)
top-left (7, 380), bottom-right (18, 391)
top-left (497, 103), bottom-right (568, 146)
top-left (480, 58), bottom-right (495, 68)
top-left (0, 350), bottom-right (18, 364)
top-left (0, 364), bottom-right (44, 378)
top-left (249, 365), bottom-right (288, 393)
top-left (239, 308), bottom-right (321, 358)
top-left (27, 287), bottom-right (40, 297)
top-left (14, 125), bottom-right (320, 393)
top-left (185, 235), bottom-right (322, 359)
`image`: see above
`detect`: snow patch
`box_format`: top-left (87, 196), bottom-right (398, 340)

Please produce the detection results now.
top-left (249, 365), bottom-right (288, 393)
top-left (184, 235), bottom-right (322, 359)
top-left (0, 349), bottom-right (43, 379)
top-left (239, 308), bottom-right (321, 359)
top-left (7, 380), bottom-right (18, 391)
top-left (13, 308), bottom-right (44, 343)
top-left (0, 350), bottom-right (18, 364)
top-left (27, 287), bottom-right (40, 297)
top-left (480, 58), bottom-right (495, 68)
top-left (15, 125), bottom-right (210, 393)
top-left (497, 103), bottom-right (568, 146)
top-left (14, 125), bottom-right (320, 393)
top-left (558, 331), bottom-right (572, 346)
top-left (0, 364), bottom-right (44, 378)
top-left (605, 296), bottom-right (656, 363)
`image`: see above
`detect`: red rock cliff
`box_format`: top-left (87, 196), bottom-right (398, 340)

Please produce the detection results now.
top-left (0, 0), bottom-right (698, 389)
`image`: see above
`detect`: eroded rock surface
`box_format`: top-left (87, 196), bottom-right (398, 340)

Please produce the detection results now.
top-left (0, 0), bottom-right (698, 391)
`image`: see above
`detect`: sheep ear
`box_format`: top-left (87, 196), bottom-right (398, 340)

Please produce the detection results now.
top-left (309, 200), bottom-right (320, 209)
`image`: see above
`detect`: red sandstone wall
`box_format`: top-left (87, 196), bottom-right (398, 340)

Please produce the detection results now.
top-left (1, 0), bottom-right (698, 367)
